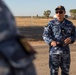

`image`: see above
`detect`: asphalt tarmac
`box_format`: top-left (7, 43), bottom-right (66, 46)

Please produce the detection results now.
top-left (33, 43), bottom-right (76, 75)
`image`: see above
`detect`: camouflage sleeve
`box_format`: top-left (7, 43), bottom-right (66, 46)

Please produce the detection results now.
top-left (0, 0), bottom-right (19, 41)
top-left (69, 24), bottom-right (76, 44)
top-left (42, 22), bottom-right (53, 45)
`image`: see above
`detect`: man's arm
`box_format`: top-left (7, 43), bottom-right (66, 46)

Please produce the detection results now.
top-left (64, 24), bottom-right (75, 44)
top-left (0, 0), bottom-right (19, 41)
top-left (42, 22), bottom-right (54, 45)
top-left (69, 25), bottom-right (76, 43)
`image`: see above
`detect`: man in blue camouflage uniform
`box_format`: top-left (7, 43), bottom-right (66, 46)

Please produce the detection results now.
top-left (43, 5), bottom-right (75, 75)
top-left (0, 0), bottom-right (37, 75)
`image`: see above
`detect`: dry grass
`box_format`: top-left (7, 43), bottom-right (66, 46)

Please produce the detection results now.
top-left (69, 19), bottom-right (76, 26)
top-left (15, 17), bottom-right (76, 26)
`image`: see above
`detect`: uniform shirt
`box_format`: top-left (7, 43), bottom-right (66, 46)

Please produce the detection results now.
top-left (43, 18), bottom-right (75, 45)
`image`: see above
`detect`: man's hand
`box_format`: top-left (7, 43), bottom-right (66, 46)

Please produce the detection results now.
top-left (51, 41), bottom-right (57, 47)
top-left (64, 38), bottom-right (71, 45)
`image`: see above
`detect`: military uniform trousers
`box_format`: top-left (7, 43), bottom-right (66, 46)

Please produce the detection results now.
top-left (49, 46), bottom-right (70, 75)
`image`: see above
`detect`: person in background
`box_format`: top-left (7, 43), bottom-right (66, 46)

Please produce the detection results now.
top-left (53, 15), bottom-right (57, 19)
top-left (43, 5), bottom-right (75, 75)
top-left (0, 0), bottom-right (37, 75)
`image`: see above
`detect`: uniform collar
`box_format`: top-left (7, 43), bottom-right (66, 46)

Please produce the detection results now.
top-left (55, 18), bottom-right (66, 24)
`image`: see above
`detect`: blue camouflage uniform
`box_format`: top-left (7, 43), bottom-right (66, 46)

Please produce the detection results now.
top-left (43, 18), bottom-right (75, 75)
top-left (0, 0), bottom-right (37, 75)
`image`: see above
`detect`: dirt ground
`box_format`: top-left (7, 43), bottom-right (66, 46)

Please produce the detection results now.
top-left (30, 41), bottom-right (76, 75)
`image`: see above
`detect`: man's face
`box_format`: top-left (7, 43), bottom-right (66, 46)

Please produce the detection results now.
top-left (55, 10), bottom-right (65, 20)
